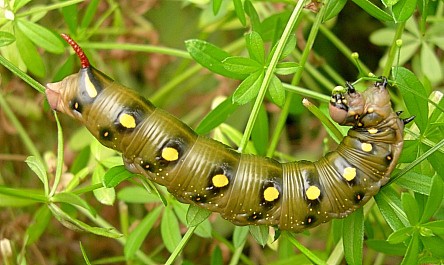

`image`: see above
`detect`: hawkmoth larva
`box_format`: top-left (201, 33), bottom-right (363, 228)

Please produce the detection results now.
top-left (45, 34), bottom-right (411, 232)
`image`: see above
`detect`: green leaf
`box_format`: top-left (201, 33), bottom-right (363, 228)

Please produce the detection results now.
top-left (232, 71), bottom-right (264, 105)
top-left (396, 172), bottom-right (432, 195)
top-left (421, 42), bottom-right (443, 83)
top-left (249, 225), bottom-right (269, 247)
top-left (92, 164), bottom-right (115, 205)
top-left (25, 156), bottom-right (48, 190)
top-left (244, 0), bottom-right (262, 34)
top-left (422, 220), bottom-right (444, 235)
top-left (61, 2), bottom-right (78, 33)
top-left (117, 186), bottom-right (160, 204)
top-left (195, 96), bottom-right (238, 134)
top-left (375, 186), bottom-right (409, 231)
top-left (245, 31), bottom-right (265, 64)
top-left (185, 39), bottom-right (246, 80)
top-left (280, 34), bottom-right (296, 59)
top-left (387, 226), bottom-right (415, 244)
top-left (80, 0), bottom-right (100, 29)
top-left (323, 0), bottom-right (348, 22)
top-left (233, 0), bottom-right (246, 26)
top-left (103, 165), bottom-right (134, 188)
top-left (343, 207), bottom-right (364, 265)
top-left (210, 246), bottom-right (224, 265)
top-left (25, 206), bottom-right (51, 245)
top-left (79, 242), bottom-right (92, 265)
top-left (268, 74), bottom-right (285, 107)
top-left (16, 19), bottom-right (64, 53)
top-left (0, 31), bottom-right (15, 47)
top-left (252, 105), bottom-right (269, 156)
top-left (212, 0), bottom-right (223, 15)
top-left (351, 0), bottom-right (393, 21)
top-left (186, 204), bottom-right (211, 227)
top-left (49, 204), bottom-right (122, 238)
top-left (161, 207), bottom-right (182, 253)
top-left (366, 239), bottom-right (406, 255)
top-left (420, 175), bottom-right (444, 223)
top-left (52, 192), bottom-right (97, 216)
top-left (401, 192), bottom-right (419, 225)
top-left (124, 206), bottom-right (162, 259)
top-left (222, 56), bottom-right (262, 74)
top-left (274, 62), bottom-right (300, 75)
top-left (400, 231), bottom-right (419, 265)
top-left (70, 146), bottom-right (91, 175)
top-left (394, 67), bottom-right (429, 132)
top-left (13, 0), bottom-right (32, 12)
top-left (233, 226), bottom-right (249, 248)
top-left (392, 0), bottom-right (417, 22)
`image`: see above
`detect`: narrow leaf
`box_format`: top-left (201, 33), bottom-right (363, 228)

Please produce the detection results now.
top-left (343, 208), bottom-right (364, 265)
top-left (103, 165), bottom-right (134, 188)
top-left (187, 204), bottom-right (211, 227)
top-left (232, 71), bottom-right (264, 105)
top-left (245, 31), bottom-right (264, 63)
top-left (161, 207), bottom-right (182, 253)
top-left (394, 67), bottom-right (428, 132)
top-left (195, 96), bottom-right (238, 134)
top-left (392, 0), bottom-right (417, 22)
top-left (351, 0), bottom-right (393, 21)
top-left (222, 56), bottom-right (262, 74)
top-left (124, 206), bottom-right (162, 259)
top-left (185, 39), bottom-right (246, 80)
top-left (420, 175), bottom-right (444, 222)
top-left (268, 75), bottom-right (285, 107)
top-left (16, 19), bottom-right (64, 53)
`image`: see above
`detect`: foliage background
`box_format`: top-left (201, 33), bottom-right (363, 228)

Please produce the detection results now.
top-left (0, 0), bottom-right (443, 264)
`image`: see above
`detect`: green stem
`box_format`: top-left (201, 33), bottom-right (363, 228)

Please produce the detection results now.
top-left (17, 0), bottom-right (84, 17)
top-left (238, 0), bottom-right (306, 153)
top-left (286, 233), bottom-right (327, 265)
top-left (165, 226), bottom-right (197, 265)
top-left (0, 91), bottom-right (44, 164)
top-left (267, 1), bottom-right (326, 157)
top-left (382, 22), bottom-right (405, 77)
top-left (76, 206), bottom-right (157, 264)
top-left (0, 55), bottom-right (46, 93)
top-left (49, 113), bottom-right (64, 197)
top-left (81, 42), bottom-right (191, 59)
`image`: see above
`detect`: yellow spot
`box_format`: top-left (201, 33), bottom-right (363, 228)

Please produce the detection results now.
top-left (84, 75), bottom-right (98, 98)
top-left (161, 147), bottom-right (179, 161)
top-left (368, 107), bottom-right (374, 113)
top-left (306, 186), bottom-right (321, 200)
top-left (368, 128), bottom-right (378, 134)
top-left (263, 187), bottom-right (280, 202)
top-left (119, 113), bottom-right (136, 128)
top-left (212, 174), bottom-right (229, 188)
top-left (361, 142), bottom-right (373, 152)
top-left (343, 167), bottom-right (356, 181)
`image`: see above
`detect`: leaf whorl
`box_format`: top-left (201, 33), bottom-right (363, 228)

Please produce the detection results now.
top-left (46, 37), bottom-right (406, 232)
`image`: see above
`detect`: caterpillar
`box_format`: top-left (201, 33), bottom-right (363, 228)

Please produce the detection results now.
top-left (45, 34), bottom-right (411, 232)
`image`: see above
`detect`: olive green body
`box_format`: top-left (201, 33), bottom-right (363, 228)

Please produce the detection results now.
top-left (46, 67), bottom-right (404, 232)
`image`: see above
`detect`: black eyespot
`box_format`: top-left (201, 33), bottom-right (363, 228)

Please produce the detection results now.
top-left (248, 212), bottom-right (263, 222)
top-left (304, 215), bottom-right (317, 226)
top-left (191, 194), bottom-right (207, 203)
top-left (100, 128), bottom-right (113, 141)
top-left (69, 99), bottom-right (82, 114)
top-left (354, 191), bottom-right (365, 203)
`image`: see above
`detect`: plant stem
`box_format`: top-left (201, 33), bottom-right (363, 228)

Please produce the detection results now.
top-left (238, 0), bottom-right (307, 153)
top-left (267, 1), bottom-right (327, 157)
top-left (0, 91), bottom-right (44, 164)
top-left (382, 22), bottom-right (405, 77)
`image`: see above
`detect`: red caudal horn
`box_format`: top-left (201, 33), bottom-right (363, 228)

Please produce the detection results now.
top-left (60, 33), bottom-right (90, 68)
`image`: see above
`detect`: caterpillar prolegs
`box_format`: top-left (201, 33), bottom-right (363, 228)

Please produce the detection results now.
top-left (46, 35), bottom-right (410, 232)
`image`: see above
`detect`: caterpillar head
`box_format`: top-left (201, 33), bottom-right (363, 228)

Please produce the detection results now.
top-left (45, 34), bottom-right (112, 119)
top-left (329, 79), bottom-right (393, 128)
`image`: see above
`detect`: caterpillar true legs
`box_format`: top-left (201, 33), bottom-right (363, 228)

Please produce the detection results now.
top-left (45, 34), bottom-right (408, 232)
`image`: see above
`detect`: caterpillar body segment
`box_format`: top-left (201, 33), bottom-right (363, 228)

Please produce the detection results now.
top-left (45, 35), bottom-right (406, 232)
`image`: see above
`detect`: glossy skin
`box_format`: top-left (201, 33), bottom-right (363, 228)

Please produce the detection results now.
top-left (46, 39), bottom-right (405, 232)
